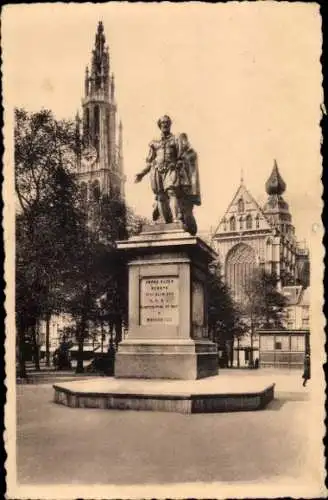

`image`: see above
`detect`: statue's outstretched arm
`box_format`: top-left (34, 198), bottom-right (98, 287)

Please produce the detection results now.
top-left (135, 143), bottom-right (155, 183)
top-left (135, 164), bottom-right (151, 183)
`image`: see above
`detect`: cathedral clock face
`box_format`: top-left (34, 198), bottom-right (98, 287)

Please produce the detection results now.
top-left (81, 145), bottom-right (98, 169)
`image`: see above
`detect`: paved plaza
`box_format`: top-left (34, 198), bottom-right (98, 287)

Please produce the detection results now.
top-left (15, 368), bottom-right (324, 495)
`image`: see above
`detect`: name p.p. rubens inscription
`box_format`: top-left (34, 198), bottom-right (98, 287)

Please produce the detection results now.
top-left (140, 277), bottom-right (179, 325)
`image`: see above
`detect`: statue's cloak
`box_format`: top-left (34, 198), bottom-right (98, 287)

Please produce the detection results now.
top-left (180, 148), bottom-right (201, 206)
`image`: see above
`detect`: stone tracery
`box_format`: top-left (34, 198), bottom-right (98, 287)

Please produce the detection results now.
top-left (225, 243), bottom-right (257, 302)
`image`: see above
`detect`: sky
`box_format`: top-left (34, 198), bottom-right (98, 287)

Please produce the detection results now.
top-left (3, 2), bottom-right (323, 243)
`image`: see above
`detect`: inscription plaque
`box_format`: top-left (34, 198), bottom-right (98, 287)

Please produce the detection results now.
top-left (140, 277), bottom-right (179, 325)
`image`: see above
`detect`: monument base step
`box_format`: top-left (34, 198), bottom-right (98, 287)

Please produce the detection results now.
top-left (114, 352), bottom-right (218, 380)
top-left (114, 340), bottom-right (218, 379)
top-left (53, 376), bottom-right (275, 414)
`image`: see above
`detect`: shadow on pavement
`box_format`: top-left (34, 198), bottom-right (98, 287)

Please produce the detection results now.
top-left (264, 391), bottom-right (310, 411)
top-left (277, 391), bottom-right (310, 402)
top-left (265, 398), bottom-right (286, 411)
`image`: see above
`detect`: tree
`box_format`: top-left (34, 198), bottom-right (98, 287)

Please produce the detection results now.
top-left (62, 236), bottom-right (104, 373)
top-left (38, 165), bottom-right (87, 365)
top-left (15, 108), bottom-right (76, 216)
top-left (15, 108), bottom-right (152, 377)
top-left (16, 217), bottom-right (45, 376)
top-left (207, 260), bottom-right (247, 367)
top-left (242, 268), bottom-right (288, 365)
top-left (92, 193), bottom-right (128, 343)
top-left (15, 108), bottom-right (81, 375)
top-left (125, 206), bottom-right (151, 237)
top-left (59, 188), bottom-right (129, 373)
top-left (61, 222), bottom-right (128, 372)
top-left (87, 195), bottom-right (150, 345)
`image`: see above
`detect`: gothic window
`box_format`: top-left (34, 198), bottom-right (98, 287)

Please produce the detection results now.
top-left (92, 180), bottom-right (101, 201)
top-left (238, 198), bottom-right (245, 213)
top-left (230, 216), bottom-right (236, 232)
top-left (266, 237), bottom-right (272, 262)
top-left (239, 217), bottom-right (243, 230)
top-left (225, 243), bottom-right (257, 303)
top-left (246, 214), bottom-right (252, 229)
top-left (255, 214), bottom-right (260, 228)
top-left (94, 105), bottom-right (100, 148)
top-left (80, 182), bottom-right (88, 205)
top-left (112, 183), bottom-right (121, 199)
top-left (222, 218), bottom-right (227, 231)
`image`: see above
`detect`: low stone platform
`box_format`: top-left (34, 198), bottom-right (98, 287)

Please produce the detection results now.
top-left (53, 375), bottom-right (275, 413)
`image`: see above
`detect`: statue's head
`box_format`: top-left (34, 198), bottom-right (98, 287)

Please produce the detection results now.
top-left (157, 115), bottom-right (172, 133)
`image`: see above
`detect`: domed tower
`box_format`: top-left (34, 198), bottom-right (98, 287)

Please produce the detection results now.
top-left (263, 160), bottom-right (297, 285)
top-left (263, 160), bottom-right (295, 240)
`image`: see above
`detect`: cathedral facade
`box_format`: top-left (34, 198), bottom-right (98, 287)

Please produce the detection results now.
top-left (75, 21), bottom-right (125, 206)
top-left (212, 161), bottom-right (310, 303)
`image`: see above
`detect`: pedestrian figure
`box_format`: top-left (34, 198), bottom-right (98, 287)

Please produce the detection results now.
top-left (302, 353), bottom-right (311, 387)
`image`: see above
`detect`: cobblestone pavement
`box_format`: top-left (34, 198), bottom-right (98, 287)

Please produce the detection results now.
top-left (14, 369), bottom-right (324, 496)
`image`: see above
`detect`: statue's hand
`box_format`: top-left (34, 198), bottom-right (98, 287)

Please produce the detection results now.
top-left (134, 173), bottom-right (143, 183)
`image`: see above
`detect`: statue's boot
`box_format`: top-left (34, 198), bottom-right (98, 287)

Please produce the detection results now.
top-left (182, 213), bottom-right (197, 235)
top-left (168, 194), bottom-right (182, 223)
top-left (158, 199), bottom-right (172, 223)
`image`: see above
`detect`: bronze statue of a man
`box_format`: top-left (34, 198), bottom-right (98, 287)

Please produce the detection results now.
top-left (135, 115), bottom-right (201, 235)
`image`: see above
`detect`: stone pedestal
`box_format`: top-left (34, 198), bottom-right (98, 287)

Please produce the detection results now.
top-left (115, 223), bottom-right (218, 380)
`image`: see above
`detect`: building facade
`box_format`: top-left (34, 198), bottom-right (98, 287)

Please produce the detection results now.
top-left (38, 313), bottom-right (74, 355)
top-left (212, 161), bottom-right (310, 302)
top-left (212, 161), bottom-right (310, 368)
top-left (282, 285), bottom-right (310, 330)
top-left (258, 329), bottom-right (309, 369)
top-left (257, 285), bottom-right (310, 368)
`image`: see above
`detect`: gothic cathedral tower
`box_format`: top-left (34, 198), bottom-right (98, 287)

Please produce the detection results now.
top-left (76, 21), bottom-right (125, 202)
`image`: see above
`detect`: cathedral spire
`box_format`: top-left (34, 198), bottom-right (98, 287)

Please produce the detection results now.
top-left (118, 120), bottom-right (123, 154)
top-left (240, 168), bottom-right (244, 185)
top-left (118, 120), bottom-right (123, 166)
top-left (79, 22), bottom-right (125, 201)
top-left (75, 110), bottom-right (81, 137)
top-left (75, 111), bottom-right (82, 161)
top-left (110, 73), bottom-right (115, 101)
top-left (89, 21), bottom-right (110, 94)
top-left (263, 160), bottom-right (293, 238)
top-left (95, 21), bottom-right (105, 55)
top-left (85, 66), bottom-right (89, 97)
top-left (265, 159), bottom-right (286, 195)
